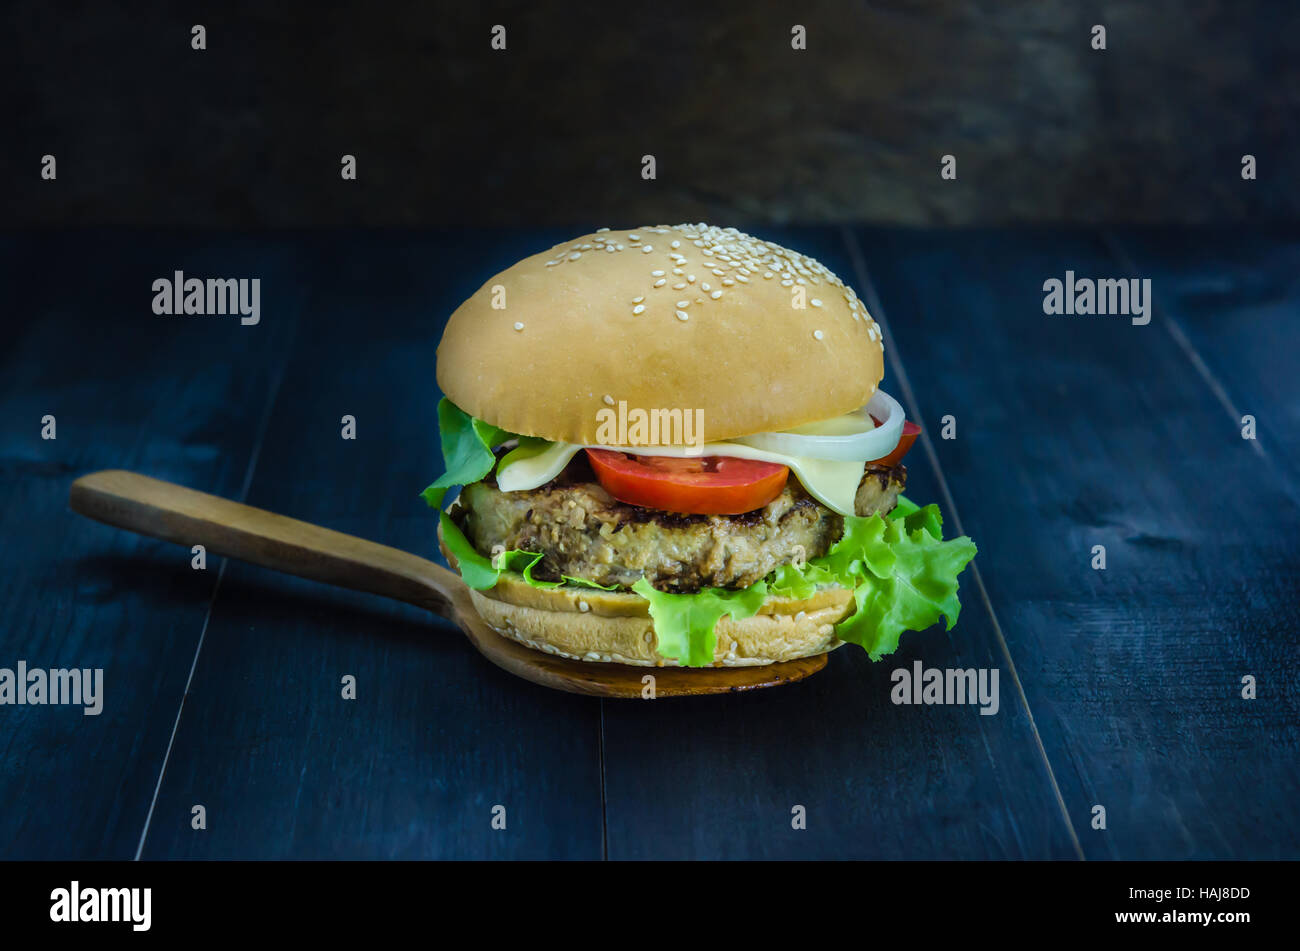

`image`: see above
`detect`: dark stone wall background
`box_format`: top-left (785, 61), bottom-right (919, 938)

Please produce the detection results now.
top-left (4, 0), bottom-right (1298, 228)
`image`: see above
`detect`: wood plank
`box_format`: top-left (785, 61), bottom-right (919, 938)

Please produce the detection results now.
top-left (853, 227), bottom-right (1300, 859)
top-left (0, 233), bottom-right (304, 858)
top-left (137, 232), bottom-right (605, 859)
top-left (1108, 227), bottom-right (1300, 496)
top-left (600, 228), bottom-right (1081, 859)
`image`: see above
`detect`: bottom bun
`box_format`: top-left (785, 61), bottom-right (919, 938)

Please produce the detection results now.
top-left (440, 526), bottom-right (854, 666)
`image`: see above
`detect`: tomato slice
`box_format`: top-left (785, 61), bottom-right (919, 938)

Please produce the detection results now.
top-left (585, 449), bottom-right (789, 515)
top-left (868, 420), bottom-right (921, 468)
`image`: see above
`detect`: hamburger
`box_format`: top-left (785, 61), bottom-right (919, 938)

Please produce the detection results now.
top-left (424, 224), bottom-right (976, 668)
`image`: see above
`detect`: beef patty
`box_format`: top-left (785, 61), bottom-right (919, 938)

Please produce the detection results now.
top-left (451, 453), bottom-right (906, 593)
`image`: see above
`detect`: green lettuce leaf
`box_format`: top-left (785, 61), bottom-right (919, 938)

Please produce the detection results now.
top-left (888, 494), bottom-right (945, 541)
top-left (888, 494), bottom-right (921, 521)
top-left (771, 498), bottom-right (976, 660)
top-left (768, 495), bottom-right (944, 599)
top-left (631, 577), bottom-right (769, 667)
top-left (831, 513), bottom-right (975, 659)
top-left (518, 558), bottom-right (622, 591)
top-left (558, 574), bottom-right (621, 591)
top-left (420, 398), bottom-right (516, 510)
top-left (767, 560), bottom-right (836, 600)
top-left (438, 511), bottom-right (506, 589)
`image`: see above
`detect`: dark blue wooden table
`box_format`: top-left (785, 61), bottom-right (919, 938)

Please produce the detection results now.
top-left (1, 227), bottom-right (1296, 860)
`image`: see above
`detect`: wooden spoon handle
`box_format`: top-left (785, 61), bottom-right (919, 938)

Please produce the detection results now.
top-left (69, 469), bottom-right (459, 615)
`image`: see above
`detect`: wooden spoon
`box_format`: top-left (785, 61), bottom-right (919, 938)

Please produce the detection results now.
top-left (68, 470), bottom-right (828, 698)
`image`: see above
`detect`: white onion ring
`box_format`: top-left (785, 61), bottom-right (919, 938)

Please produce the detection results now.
top-left (731, 388), bottom-right (905, 462)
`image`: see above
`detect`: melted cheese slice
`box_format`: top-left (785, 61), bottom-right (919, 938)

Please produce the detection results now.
top-left (496, 440), bottom-right (866, 516)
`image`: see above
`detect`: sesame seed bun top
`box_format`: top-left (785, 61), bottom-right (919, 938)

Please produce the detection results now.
top-left (436, 223), bottom-right (886, 445)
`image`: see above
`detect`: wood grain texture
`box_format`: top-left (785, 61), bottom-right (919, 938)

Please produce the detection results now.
top-left (4, 228), bottom-right (1296, 860)
top-left (6, 3), bottom-right (1298, 228)
top-left (134, 233), bottom-right (608, 859)
top-left (1108, 228), bottom-right (1300, 498)
top-left (854, 227), bottom-right (1300, 859)
top-left (599, 229), bottom-right (1082, 859)
top-left (0, 234), bottom-right (306, 858)
top-left (70, 469), bottom-right (456, 612)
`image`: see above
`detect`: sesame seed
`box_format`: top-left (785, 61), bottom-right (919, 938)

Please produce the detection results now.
top-left (710, 290), bottom-right (723, 299)
top-left (513, 321), bottom-right (525, 331)
top-left (641, 245), bottom-right (653, 253)
top-left (596, 227), bottom-right (610, 232)
top-left (813, 330), bottom-right (824, 340)
top-left (578, 600), bottom-right (590, 613)
top-left (632, 295), bottom-right (644, 303)
top-left (632, 304), bottom-right (646, 314)
top-left (568, 223), bottom-right (866, 320)
top-left (603, 394), bottom-right (614, 405)
top-left (675, 310), bottom-right (690, 321)
top-left (677, 300), bottom-right (690, 307)
top-left (811, 298), bottom-right (823, 307)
